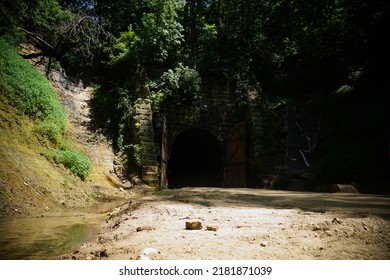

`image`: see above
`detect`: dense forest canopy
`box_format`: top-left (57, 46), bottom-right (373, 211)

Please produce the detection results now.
top-left (1, 0), bottom-right (389, 191)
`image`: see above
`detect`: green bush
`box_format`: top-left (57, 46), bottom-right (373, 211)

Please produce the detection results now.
top-left (52, 149), bottom-right (92, 180)
top-left (150, 64), bottom-right (204, 111)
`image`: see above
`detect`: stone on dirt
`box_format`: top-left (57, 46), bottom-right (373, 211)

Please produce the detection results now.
top-left (136, 225), bottom-right (155, 232)
top-left (206, 225), bottom-right (218, 231)
top-left (186, 221), bottom-right (203, 230)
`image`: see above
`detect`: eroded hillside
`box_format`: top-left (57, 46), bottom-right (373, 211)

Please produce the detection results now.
top-left (0, 43), bottom-right (130, 216)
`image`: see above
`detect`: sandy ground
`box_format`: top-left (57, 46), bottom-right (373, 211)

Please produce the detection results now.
top-left (63, 187), bottom-right (390, 260)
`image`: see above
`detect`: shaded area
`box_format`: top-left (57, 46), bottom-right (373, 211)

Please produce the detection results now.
top-left (156, 187), bottom-right (390, 219)
top-left (168, 129), bottom-right (223, 188)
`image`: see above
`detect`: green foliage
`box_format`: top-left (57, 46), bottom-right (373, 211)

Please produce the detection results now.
top-left (45, 141), bottom-right (92, 180)
top-left (110, 0), bottom-right (183, 66)
top-left (90, 84), bottom-right (115, 130)
top-left (129, 144), bottom-right (142, 167)
top-left (100, 0), bottom-right (187, 169)
top-left (150, 63), bottom-right (203, 111)
top-left (50, 148), bottom-right (92, 180)
top-left (1, 0), bottom-right (110, 73)
top-left (37, 119), bottom-right (65, 144)
top-left (109, 25), bottom-right (138, 64)
top-left (335, 85), bottom-right (354, 96)
top-left (116, 88), bottom-right (132, 151)
top-left (0, 37), bottom-right (67, 143)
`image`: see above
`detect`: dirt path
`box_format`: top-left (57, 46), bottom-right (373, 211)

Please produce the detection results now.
top-left (63, 187), bottom-right (390, 260)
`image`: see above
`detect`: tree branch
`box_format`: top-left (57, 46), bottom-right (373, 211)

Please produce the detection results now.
top-left (20, 52), bottom-right (45, 59)
top-left (18, 27), bottom-right (58, 58)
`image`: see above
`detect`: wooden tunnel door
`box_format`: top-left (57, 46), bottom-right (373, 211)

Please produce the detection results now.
top-left (225, 122), bottom-right (247, 187)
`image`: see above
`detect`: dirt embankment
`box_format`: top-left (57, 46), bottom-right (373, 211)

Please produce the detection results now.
top-left (0, 44), bottom-right (129, 217)
top-left (63, 187), bottom-right (390, 260)
top-left (0, 95), bottom-right (129, 217)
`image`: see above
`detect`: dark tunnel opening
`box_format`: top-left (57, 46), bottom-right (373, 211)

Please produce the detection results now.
top-left (168, 129), bottom-right (223, 188)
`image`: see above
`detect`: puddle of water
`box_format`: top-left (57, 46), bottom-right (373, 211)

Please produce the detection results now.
top-left (0, 200), bottom-right (127, 260)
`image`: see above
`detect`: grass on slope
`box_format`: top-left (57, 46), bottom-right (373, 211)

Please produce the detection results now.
top-left (0, 37), bottom-right (91, 180)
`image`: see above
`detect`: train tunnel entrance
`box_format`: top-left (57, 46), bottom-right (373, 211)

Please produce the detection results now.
top-left (167, 129), bottom-right (223, 188)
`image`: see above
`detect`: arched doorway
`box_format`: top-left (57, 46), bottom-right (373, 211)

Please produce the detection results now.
top-left (167, 128), bottom-right (223, 188)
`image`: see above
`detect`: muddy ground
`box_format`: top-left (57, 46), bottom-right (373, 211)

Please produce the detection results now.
top-left (63, 187), bottom-right (390, 260)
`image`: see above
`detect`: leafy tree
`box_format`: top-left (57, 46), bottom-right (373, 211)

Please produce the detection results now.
top-left (92, 0), bottom-right (186, 148)
top-left (0, 0), bottom-right (109, 73)
top-left (150, 63), bottom-right (203, 112)
top-left (110, 1), bottom-right (183, 67)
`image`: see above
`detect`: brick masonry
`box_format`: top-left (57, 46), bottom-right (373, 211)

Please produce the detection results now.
top-left (150, 86), bottom-right (266, 188)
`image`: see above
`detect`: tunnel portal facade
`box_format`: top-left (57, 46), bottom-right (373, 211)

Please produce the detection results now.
top-left (155, 88), bottom-right (262, 189)
top-left (133, 85), bottom-right (265, 188)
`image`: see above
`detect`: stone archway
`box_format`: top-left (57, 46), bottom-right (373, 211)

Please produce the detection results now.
top-left (167, 128), bottom-right (223, 188)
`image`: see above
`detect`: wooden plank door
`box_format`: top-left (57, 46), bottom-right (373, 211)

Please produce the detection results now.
top-left (225, 122), bottom-right (247, 187)
top-left (160, 116), bottom-right (168, 189)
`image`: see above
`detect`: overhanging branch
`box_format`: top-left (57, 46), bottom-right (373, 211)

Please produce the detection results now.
top-left (18, 27), bottom-right (58, 58)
